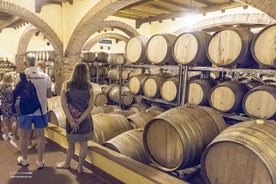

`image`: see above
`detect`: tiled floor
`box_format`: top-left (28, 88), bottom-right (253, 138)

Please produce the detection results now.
top-left (0, 136), bottom-right (122, 184)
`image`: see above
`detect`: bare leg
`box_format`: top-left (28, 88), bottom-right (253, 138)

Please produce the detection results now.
top-left (35, 128), bottom-right (45, 162)
top-left (64, 141), bottom-right (75, 166)
top-left (77, 141), bottom-right (88, 171)
top-left (2, 119), bottom-right (9, 140)
top-left (19, 129), bottom-right (32, 160)
top-left (27, 129), bottom-right (34, 148)
top-left (11, 120), bottom-right (18, 139)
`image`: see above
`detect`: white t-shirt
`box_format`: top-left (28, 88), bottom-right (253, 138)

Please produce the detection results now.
top-left (24, 67), bottom-right (51, 115)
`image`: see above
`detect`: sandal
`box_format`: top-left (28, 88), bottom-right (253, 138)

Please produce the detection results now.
top-left (56, 161), bottom-right (70, 169)
top-left (76, 165), bottom-right (83, 174)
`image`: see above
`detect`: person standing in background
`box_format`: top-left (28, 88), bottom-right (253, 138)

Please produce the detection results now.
top-left (56, 62), bottom-right (94, 174)
top-left (26, 60), bottom-right (47, 150)
top-left (16, 53), bottom-right (51, 169)
top-left (0, 72), bottom-right (18, 146)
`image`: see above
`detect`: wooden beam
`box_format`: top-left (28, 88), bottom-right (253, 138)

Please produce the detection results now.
top-left (136, 1), bottom-right (245, 28)
top-left (0, 16), bottom-right (20, 31)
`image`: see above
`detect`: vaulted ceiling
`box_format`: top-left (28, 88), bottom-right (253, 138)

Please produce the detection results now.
top-left (0, 0), bottom-right (274, 33)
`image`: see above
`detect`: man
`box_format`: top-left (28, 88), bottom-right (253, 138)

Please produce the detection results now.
top-left (27, 60), bottom-right (47, 150)
top-left (17, 53), bottom-right (52, 169)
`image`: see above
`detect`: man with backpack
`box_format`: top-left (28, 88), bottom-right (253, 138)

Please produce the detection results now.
top-left (15, 53), bottom-right (52, 169)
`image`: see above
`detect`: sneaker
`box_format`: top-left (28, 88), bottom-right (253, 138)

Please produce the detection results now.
top-left (36, 160), bottom-right (45, 169)
top-left (10, 139), bottom-right (18, 148)
top-left (17, 156), bottom-right (29, 167)
top-left (2, 134), bottom-right (9, 141)
top-left (27, 145), bottom-right (33, 150)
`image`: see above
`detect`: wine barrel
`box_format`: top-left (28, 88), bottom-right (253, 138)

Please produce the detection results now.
top-left (188, 79), bottom-right (216, 106)
top-left (127, 108), bottom-right (163, 129)
top-left (91, 105), bottom-right (121, 115)
top-left (143, 75), bottom-right (168, 98)
top-left (82, 51), bottom-right (96, 62)
top-left (108, 68), bottom-right (131, 81)
top-left (93, 113), bottom-right (132, 145)
top-left (108, 109), bottom-right (136, 117)
top-left (49, 107), bottom-right (66, 129)
top-left (146, 33), bottom-right (178, 65)
top-left (125, 35), bottom-right (149, 64)
top-left (172, 31), bottom-right (211, 66)
top-left (251, 23), bottom-right (276, 68)
top-left (128, 73), bottom-right (147, 95)
top-left (209, 81), bottom-right (248, 113)
top-left (108, 86), bottom-right (134, 106)
top-left (129, 102), bottom-right (149, 113)
top-left (104, 129), bottom-right (150, 164)
top-left (143, 105), bottom-right (226, 171)
top-left (108, 53), bottom-right (125, 65)
top-left (207, 27), bottom-right (256, 68)
top-left (96, 52), bottom-right (109, 63)
top-left (47, 96), bottom-right (61, 110)
top-left (201, 120), bottom-right (276, 184)
top-left (242, 85), bottom-right (276, 119)
top-left (160, 76), bottom-right (179, 102)
top-left (91, 83), bottom-right (108, 107)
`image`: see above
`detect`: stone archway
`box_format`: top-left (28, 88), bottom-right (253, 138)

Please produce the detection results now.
top-left (0, 1), bottom-right (63, 55)
top-left (83, 33), bottom-right (129, 51)
top-left (174, 13), bottom-right (276, 34)
top-left (65, 0), bottom-right (275, 57)
top-left (16, 25), bottom-right (39, 71)
top-left (65, 0), bottom-right (142, 56)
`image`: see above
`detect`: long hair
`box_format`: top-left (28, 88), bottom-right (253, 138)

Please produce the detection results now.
top-left (69, 62), bottom-right (91, 90)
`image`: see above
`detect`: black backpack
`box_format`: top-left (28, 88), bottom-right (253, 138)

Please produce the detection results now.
top-left (12, 73), bottom-right (41, 115)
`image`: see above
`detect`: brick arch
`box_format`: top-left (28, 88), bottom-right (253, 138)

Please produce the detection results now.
top-left (83, 33), bottom-right (129, 51)
top-left (15, 25), bottom-right (39, 71)
top-left (65, 0), bottom-right (142, 56)
top-left (17, 25), bottom-right (39, 56)
top-left (66, 0), bottom-right (275, 57)
top-left (0, 1), bottom-right (63, 55)
top-left (174, 13), bottom-right (276, 34)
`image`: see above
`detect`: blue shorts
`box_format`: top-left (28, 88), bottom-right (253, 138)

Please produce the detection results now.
top-left (18, 113), bottom-right (49, 129)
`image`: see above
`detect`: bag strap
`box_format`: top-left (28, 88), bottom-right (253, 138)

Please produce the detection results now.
top-left (27, 73), bottom-right (48, 129)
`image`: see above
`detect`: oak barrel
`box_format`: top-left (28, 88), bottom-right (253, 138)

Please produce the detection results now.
top-left (127, 108), bottom-right (163, 129)
top-left (93, 113), bottom-right (132, 145)
top-left (251, 23), bottom-right (276, 68)
top-left (201, 120), bottom-right (276, 184)
top-left (107, 53), bottom-right (125, 65)
top-left (209, 81), bottom-right (248, 113)
top-left (47, 96), bottom-right (61, 110)
top-left (125, 35), bottom-right (149, 64)
top-left (143, 75), bottom-right (168, 98)
top-left (143, 105), bottom-right (226, 171)
top-left (188, 79), bottom-right (216, 106)
top-left (91, 105), bottom-right (121, 115)
top-left (207, 27), bottom-right (256, 68)
top-left (146, 33), bottom-right (177, 65)
top-left (129, 102), bottom-right (149, 113)
top-left (92, 83), bottom-right (108, 107)
top-left (128, 73), bottom-right (147, 95)
top-left (49, 107), bottom-right (66, 129)
top-left (242, 84), bottom-right (276, 119)
top-left (108, 86), bottom-right (134, 106)
top-left (104, 129), bottom-right (150, 164)
top-left (160, 76), bottom-right (179, 102)
top-left (172, 31), bottom-right (211, 66)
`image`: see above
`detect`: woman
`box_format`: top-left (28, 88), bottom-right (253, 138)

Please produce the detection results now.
top-left (0, 72), bottom-right (18, 143)
top-left (56, 62), bottom-right (94, 174)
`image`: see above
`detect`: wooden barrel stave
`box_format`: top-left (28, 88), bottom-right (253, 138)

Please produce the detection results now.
top-left (143, 105), bottom-right (226, 171)
top-left (173, 31), bottom-right (211, 66)
top-left (201, 120), bottom-right (276, 184)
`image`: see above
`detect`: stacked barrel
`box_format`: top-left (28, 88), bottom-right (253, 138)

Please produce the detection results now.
top-left (121, 23), bottom-right (276, 184)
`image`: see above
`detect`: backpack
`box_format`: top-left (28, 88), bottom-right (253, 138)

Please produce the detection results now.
top-left (12, 73), bottom-right (41, 115)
